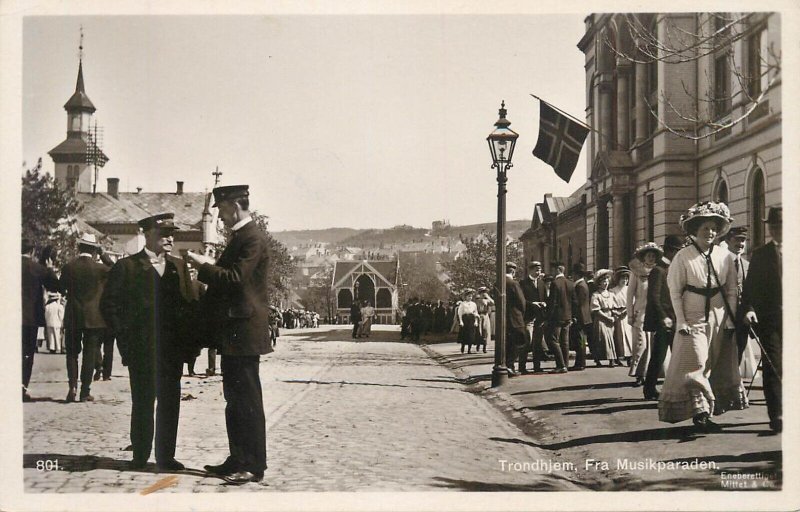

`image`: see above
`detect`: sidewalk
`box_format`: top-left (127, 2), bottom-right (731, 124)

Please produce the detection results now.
top-left (422, 336), bottom-right (782, 491)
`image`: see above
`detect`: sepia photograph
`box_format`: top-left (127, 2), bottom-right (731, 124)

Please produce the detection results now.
top-left (2, 1), bottom-right (798, 511)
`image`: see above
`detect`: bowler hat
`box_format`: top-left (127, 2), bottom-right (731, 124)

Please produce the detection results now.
top-left (138, 212), bottom-right (178, 232)
top-left (212, 185), bottom-right (249, 207)
top-left (764, 206), bottom-right (782, 225)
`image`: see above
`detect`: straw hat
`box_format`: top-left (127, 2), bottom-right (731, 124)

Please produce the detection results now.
top-left (634, 242), bottom-right (663, 261)
top-left (678, 201), bottom-right (732, 237)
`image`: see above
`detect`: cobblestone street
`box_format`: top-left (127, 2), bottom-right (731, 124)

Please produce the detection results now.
top-left (23, 325), bottom-right (579, 493)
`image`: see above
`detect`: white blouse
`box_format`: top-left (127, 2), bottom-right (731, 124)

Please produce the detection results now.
top-left (666, 242), bottom-right (738, 328)
top-left (457, 300), bottom-right (479, 324)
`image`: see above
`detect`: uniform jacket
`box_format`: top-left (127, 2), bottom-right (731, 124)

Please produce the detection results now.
top-left (198, 220), bottom-right (273, 356)
top-left (22, 256), bottom-right (59, 327)
top-left (643, 258), bottom-right (675, 332)
top-left (505, 275), bottom-right (527, 331)
top-left (60, 255), bottom-right (110, 330)
top-left (547, 275), bottom-right (575, 323)
top-left (519, 276), bottom-right (548, 323)
top-left (572, 278), bottom-right (592, 326)
top-left (101, 250), bottom-right (195, 367)
top-left (740, 241), bottom-right (781, 333)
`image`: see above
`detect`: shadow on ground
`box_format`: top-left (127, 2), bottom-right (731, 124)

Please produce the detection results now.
top-left (23, 453), bottom-right (215, 479)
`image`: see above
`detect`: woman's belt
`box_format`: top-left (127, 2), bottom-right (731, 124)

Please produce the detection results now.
top-left (684, 285), bottom-right (721, 297)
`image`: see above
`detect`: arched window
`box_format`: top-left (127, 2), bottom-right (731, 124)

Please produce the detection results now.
top-left (750, 168), bottom-right (765, 248)
top-left (714, 178), bottom-right (729, 204)
top-left (337, 289), bottom-right (353, 309)
top-left (376, 289), bottom-right (392, 308)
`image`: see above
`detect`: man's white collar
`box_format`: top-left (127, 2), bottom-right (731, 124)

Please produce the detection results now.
top-left (231, 216), bottom-right (253, 232)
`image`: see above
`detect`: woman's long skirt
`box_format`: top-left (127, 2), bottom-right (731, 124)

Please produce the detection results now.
top-left (658, 292), bottom-right (748, 423)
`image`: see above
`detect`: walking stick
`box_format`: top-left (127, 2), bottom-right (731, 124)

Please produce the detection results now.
top-left (746, 352), bottom-right (762, 398)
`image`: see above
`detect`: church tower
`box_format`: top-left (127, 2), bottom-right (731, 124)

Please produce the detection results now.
top-left (48, 33), bottom-right (108, 193)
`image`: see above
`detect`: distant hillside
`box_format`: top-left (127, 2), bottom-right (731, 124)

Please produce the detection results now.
top-left (272, 227), bottom-right (362, 247)
top-left (272, 220), bottom-right (531, 249)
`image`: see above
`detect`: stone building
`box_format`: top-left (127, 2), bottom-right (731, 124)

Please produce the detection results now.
top-left (332, 260), bottom-right (399, 324)
top-left (524, 13), bottom-right (781, 271)
top-left (520, 191), bottom-right (587, 276)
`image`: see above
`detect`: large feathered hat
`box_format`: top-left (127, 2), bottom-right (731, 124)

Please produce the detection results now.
top-left (679, 201), bottom-right (732, 237)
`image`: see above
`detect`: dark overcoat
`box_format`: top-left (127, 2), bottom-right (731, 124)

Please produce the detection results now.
top-left (505, 275), bottom-right (527, 332)
top-left (22, 256), bottom-right (59, 327)
top-left (643, 259), bottom-right (675, 332)
top-left (740, 241), bottom-right (781, 334)
top-left (100, 250), bottom-right (195, 367)
top-left (197, 221), bottom-right (273, 356)
top-left (572, 279), bottom-right (592, 326)
top-left (61, 255), bottom-right (110, 330)
top-left (547, 275), bottom-right (575, 323)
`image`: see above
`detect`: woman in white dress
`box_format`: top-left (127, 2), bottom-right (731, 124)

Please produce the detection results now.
top-left (627, 244), bottom-right (658, 385)
top-left (658, 201), bottom-right (748, 432)
top-left (591, 269), bottom-right (618, 366)
top-left (610, 266), bottom-right (633, 365)
top-left (474, 287), bottom-right (495, 354)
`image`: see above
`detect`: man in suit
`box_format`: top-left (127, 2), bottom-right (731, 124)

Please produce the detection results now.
top-left (741, 207), bottom-right (782, 434)
top-left (570, 263), bottom-right (591, 371)
top-left (101, 213), bottom-right (195, 471)
top-left (642, 235), bottom-right (683, 400)
top-left (724, 227), bottom-right (751, 361)
top-left (546, 264), bottom-right (574, 373)
top-left (187, 185), bottom-right (271, 485)
top-left (21, 238), bottom-right (60, 402)
top-left (505, 262), bottom-right (527, 376)
top-left (60, 233), bottom-right (110, 402)
top-left (519, 261), bottom-right (548, 373)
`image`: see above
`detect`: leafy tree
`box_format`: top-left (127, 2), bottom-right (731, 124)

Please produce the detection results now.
top-left (214, 210), bottom-right (296, 306)
top-left (299, 266), bottom-right (334, 319)
top-left (21, 158), bottom-right (84, 265)
top-left (441, 231), bottom-right (524, 297)
top-left (397, 252), bottom-right (450, 303)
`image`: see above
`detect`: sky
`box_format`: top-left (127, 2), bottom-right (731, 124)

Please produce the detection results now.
top-left (23, 14), bottom-right (589, 232)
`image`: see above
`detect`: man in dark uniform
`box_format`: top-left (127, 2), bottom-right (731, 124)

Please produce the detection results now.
top-left (570, 263), bottom-right (592, 371)
top-left (61, 233), bottom-right (110, 402)
top-left (642, 235), bottom-right (682, 400)
top-left (187, 185), bottom-right (271, 485)
top-left (546, 264), bottom-right (574, 373)
top-left (505, 262), bottom-right (527, 376)
top-left (741, 207), bottom-right (782, 434)
top-left (101, 213), bottom-right (194, 471)
top-left (519, 261), bottom-right (548, 373)
top-left (21, 238), bottom-right (60, 402)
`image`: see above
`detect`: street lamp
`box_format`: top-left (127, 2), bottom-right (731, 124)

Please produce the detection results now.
top-left (487, 101), bottom-right (519, 388)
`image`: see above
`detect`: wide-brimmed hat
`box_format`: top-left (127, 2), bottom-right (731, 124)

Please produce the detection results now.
top-left (77, 232), bottom-right (101, 248)
top-left (635, 242), bottom-right (664, 261)
top-left (462, 287), bottom-right (475, 296)
top-left (764, 206), bottom-right (782, 225)
top-left (594, 269), bottom-right (613, 281)
top-left (679, 201), bottom-right (732, 237)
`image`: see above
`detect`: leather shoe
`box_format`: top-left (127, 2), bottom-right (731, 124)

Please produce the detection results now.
top-left (643, 387), bottom-right (660, 401)
top-left (79, 394), bottom-right (94, 402)
top-left (129, 459), bottom-right (148, 470)
top-left (569, 366), bottom-right (585, 371)
top-left (66, 389), bottom-right (77, 403)
top-left (552, 367), bottom-right (568, 374)
top-left (23, 389), bottom-right (33, 402)
top-left (204, 461), bottom-right (236, 476)
top-left (157, 459), bottom-right (185, 471)
top-left (93, 370), bottom-right (102, 381)
top-left (223, 471), bottom-right (263, 485)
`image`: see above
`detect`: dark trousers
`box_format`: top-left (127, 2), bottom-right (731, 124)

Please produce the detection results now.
top-left (759, 329), bottom-right (782, 428)
top-left (221, 355), bottom-right (267, 474)
top-left (571, 323), bottom-right (590, 369)
top-left (128, 355), bottom-right (182, 464)
top-left (94, 332), bottom-right (115, 379)
top-left (736, 327), bottom-right (749, 363)
top-left (351, 318), bottom-right (361, 338)
top-left (547, 320), bottom-right (571, 369)
top-left (22, 325), bottom-right (38, 389)
top-left (207, 348), bottom-right (217, 371)
top-left (65, 327), bottom-right (103, 396)
top-left (506, 328), bottom-right (525, 369)
top-left (644, 326), bottom-right (674, 392)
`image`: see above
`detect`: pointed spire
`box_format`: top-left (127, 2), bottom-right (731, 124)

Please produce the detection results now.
top-left (64, 31), bottom-right (95, 113)
top-left (75, 60), bottom-right (86, 93)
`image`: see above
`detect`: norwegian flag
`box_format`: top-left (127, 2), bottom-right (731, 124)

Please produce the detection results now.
top-left (532, 100), bottom-right (589, 183)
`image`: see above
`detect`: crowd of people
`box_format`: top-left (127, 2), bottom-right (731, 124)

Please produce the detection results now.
top-left (23, 184), bottom-right (273, 484)
top-left (442, 201), bottom-right (781, 435)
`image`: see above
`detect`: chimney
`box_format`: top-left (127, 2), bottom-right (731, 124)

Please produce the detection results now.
top-left (107, 177), bottom-right (120, 198)
top-left (136, 187), bottom-right (142, 194)
top-left (176, 181), bottom-right (184, 195)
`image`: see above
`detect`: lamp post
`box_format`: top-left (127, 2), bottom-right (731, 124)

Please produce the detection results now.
top-left (487, 101), bottom-right (519, 388)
